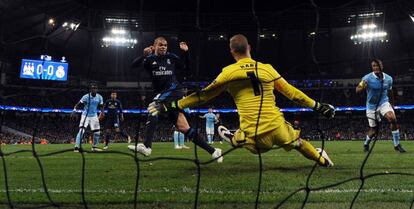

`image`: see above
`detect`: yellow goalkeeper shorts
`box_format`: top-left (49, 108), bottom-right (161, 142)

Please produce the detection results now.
top-left (231, 122), bottom-right (301, 154)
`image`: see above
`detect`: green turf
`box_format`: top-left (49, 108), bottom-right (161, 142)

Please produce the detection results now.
top-left (0, 141), bottom-right (413, 209)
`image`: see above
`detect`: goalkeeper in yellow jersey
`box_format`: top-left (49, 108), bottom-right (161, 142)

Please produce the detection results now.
top-left (148, 34), bottom-right (335, 167)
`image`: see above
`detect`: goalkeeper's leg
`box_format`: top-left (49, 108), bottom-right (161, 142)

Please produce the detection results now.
top-left (261, 122), bottom-right (333, 167)
top-left (294, 139), bottom-right (331, 167)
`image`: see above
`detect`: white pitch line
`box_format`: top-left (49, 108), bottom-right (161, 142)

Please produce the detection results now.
top-left (0, 187), bottom-right (412, 194)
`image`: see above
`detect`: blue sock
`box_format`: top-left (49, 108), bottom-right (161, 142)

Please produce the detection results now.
top-left (392, 130), bottom-right (400, 146)
top-left (364, 135), bottom-right (371, 145)
top-left (207, 135), bottom-right (212, 143)
top-left (75, 129), bottom-right (84, 147)
top-left (173, 131), bottom-right (179, 147)
top-left (179, 132), bottom-right (185, 146)
top-left (93, 132), bottom-right (100, 147)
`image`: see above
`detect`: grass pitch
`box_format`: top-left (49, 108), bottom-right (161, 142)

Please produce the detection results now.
top-left (0, 141), bottom-right (413, 209)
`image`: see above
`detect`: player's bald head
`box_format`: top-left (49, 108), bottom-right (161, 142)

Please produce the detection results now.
top-left (154, 36), bottom-right (167, 45)
top-left (230, 34), bottom-right (249, 55)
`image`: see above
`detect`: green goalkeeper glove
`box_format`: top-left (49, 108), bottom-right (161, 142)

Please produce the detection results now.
top-left (313, 102), bottom-right (335, 119)
top-left (147, 100), bottom-right (180, 116)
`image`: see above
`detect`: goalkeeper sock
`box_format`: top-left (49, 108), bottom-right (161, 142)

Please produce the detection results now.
top-left (186, 128), bottom-right (215, 154)
top-left (364, 135), bottom-right (371, 145)
top-left (392, 130), bottom-right (400, 146)
top-left (296, 140), bottom-right (326, 166)
top-left (75, 129), bottom-right (84, 147)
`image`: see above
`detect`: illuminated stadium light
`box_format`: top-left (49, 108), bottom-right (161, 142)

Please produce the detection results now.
top-left (48, 18), bottom-right (55, 25)
top-left (101, 36), bottom-right (137, 48)
top-left (350, 31), bottom-right (387, 43)
top-left (111, 28), bottom-right (127, 35)
top-left (102, 37), bottom-right (137, 44)
top-left (350, 32), bottom-right (387, 40)
top-left (208, 34), bottom-right (227, 41)
top-left (101, 25), bottom-right (136, 48)
top-left (105, 17), bottom-right (130, 23)
top-left (62, 21), bottom-right (80, 31)
top-left (70, 23), bottom-right (77, 30)
top-left (350, 23), bottom-right (388, 44)
top-left (259, 33), bottom-right (278, 39)
top-left (346, 12), bottom-right (383, 24)
top-left (357, 12), bottom-right (383, 18)
top-left (308, 31), bottom-right (316, 37)
top-left (361, 23), bottom-right (377, 29)
top-left (104, 17), bottom-right (139, 28)
top-left (410, 14), bottom-right (414, 22)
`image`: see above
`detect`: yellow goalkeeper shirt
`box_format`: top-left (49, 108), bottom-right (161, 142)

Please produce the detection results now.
top-left (178, 57), bottom-right (315, 138)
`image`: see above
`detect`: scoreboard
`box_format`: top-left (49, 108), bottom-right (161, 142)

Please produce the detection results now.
top-left (20, 59), bottom-right (68, 81)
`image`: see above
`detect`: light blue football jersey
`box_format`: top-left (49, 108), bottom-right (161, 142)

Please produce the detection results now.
top-left (80, 93), bottom-right (103, 117)
top-left (204, 113), bottom-right (216, 128)
top-left (361, 72), bottom-right (392, 110)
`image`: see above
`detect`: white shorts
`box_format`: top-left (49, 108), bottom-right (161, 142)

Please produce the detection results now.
top-left (206, 127), bottom-right (214, 135)
top-left (79, 115), bottom-right (100, 131)
top-left (366, 102), bottom-right (394, 127)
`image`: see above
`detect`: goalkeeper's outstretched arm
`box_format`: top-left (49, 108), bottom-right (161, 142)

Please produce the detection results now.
top-left (274, 77), bottom-right (315, 108)
top-left (178, 79), bottom-right (228, 109)
top-left (274, 77), bottom-right (335, 118)
top-left (147, 77), bottom-right (228, 116)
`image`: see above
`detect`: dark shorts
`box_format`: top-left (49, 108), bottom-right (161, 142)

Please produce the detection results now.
top-left (153, 86), bottom-right (186, 124)
top-left (104, 117), bottom-right (120, 129)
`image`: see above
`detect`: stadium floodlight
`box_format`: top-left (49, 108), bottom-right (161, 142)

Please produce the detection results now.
top-left (350, 31), bottom-right (387, 40)
top-left (208, 34), bottom-right (227, 41)
top-left (410, 14), bottom-right (414, 22)
top-left (308, 31), bottom-right (316, 37)
top-left (104, 17), bottom-right (139, 28)
top-left (70, 23), bottom-right (77, 30)
top-left (361, 23), bottom-right (377, 29)
top-left (105, 17), bottom-right (130, 24)
top-left (111, 28), bottom-right (127, 35)
top-left (102, 37), bottom-right (137, 44)
top-left (62, 21), bottom-right (80, 31)
top-left (357, 12), bottom-right (383, 18)
top-left (102, 36), bottom-right (137, 48)
top-left (346, 12), bottom-right (383, 24)
top-left (48, 18), bottom-right (55, 25)
top-left (259, 33), bottom-right (278, 39)
top-left (350, 23), bottom-right (388, 44)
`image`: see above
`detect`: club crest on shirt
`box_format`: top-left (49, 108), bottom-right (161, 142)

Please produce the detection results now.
top-left (167, 59), bottom-right (171, 64)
